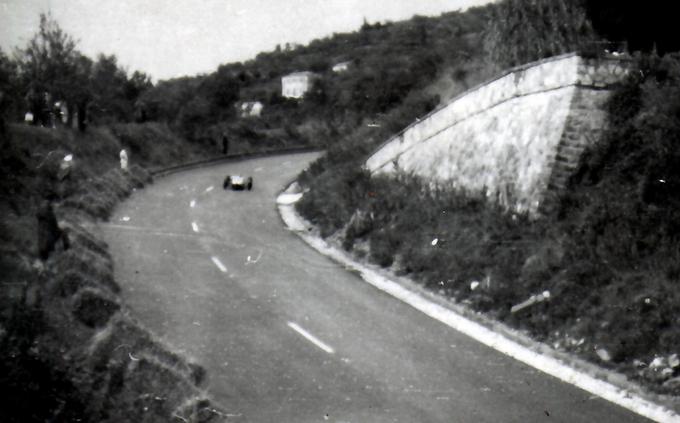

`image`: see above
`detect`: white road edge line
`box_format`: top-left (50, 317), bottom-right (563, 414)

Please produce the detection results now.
top-left (211, 256), bottom-right (227, 273)
top-left (287, 321), bottom-right (335, 354)
top-left (277, 201), bottom-right (680, 423)
top-left (191, 222), bottom-right (199, 233)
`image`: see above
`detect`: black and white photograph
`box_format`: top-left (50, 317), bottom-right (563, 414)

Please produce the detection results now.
top-left (1, 1), bottom-right (679, 421)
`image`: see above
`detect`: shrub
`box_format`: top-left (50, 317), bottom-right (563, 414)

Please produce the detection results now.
top-left (296, 165), bottom-right (370, 237)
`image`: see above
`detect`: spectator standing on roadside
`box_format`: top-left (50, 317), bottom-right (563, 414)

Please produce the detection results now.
top-left (57, 154), bottom-right (73, 181)
top-left (120, 149), bottom-right (128, 171)
top-left (43, 91), bottom-right (54, 128)
top-left (37, 198), bottom-right (69, 260)
top-left (222, 133), bottom-right (229, 155)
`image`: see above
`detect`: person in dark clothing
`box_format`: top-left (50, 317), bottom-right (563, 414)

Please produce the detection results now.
top-left (37, 199), bottom-right (69, 260)
top-left (222, 133), bottom-right (229, 155)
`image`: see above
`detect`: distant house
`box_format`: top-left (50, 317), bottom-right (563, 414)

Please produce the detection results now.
top-left (238, 101), bottom-right (264, 117)
top-left (332, 61), bottom-right (351, 73)
top-left (281, 71), bottom-right (317, 99)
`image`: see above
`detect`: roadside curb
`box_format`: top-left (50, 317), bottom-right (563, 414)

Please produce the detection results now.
top-left (276, 187), bottom-right (680, 423)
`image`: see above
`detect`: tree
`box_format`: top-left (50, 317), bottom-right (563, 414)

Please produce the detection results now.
top-left (15, 13), bottom-right (86, 126)
top-left (483, 0), bottom-right (597, 70)
top-left (0, 49), bottom-right (19, 134)
top-left (125, 71), bottom-right (152, 100)
top-left (13, 14), bottom-right (150, 128)
top-left (89, 54), bottom-right (131, 123)
top-left (71, 54), bottom-right (93, 130)
top-left (125, 71), bottom-right (153, 122)
top-left (204, 65), bottom-right (239, 110)
top-left (177, 96), bottom-right (211, 141)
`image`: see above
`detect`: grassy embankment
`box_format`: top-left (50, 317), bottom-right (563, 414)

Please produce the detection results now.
top-left (296, 53), bottom-right (680, 396)
top-left (0, 122), bottom-right (225, 422)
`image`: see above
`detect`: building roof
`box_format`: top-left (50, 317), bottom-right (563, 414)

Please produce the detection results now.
top-left (332, 61), bottom-right (351, 69)
top-left (282, 71), bottom-right (317, 79)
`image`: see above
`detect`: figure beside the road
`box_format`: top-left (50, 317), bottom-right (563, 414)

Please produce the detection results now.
top-left (58, 154), bottom-right (73, 181)
top-left (37, 198), bottom-right (69, 260)
top-left (120, 149), bottom-right (128, 171)
top-left (222, 133), bottom-right (229, 155)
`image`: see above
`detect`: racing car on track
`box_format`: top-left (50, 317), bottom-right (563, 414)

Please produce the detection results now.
top-left (223, 175), bottom-right (253, 191)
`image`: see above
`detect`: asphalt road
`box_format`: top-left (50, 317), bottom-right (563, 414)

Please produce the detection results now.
top-left (101, 153), bottom-right (651, 422)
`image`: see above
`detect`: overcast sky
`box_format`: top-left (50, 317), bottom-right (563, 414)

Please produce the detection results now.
top-left (1, 0), bottom-right (494, 81)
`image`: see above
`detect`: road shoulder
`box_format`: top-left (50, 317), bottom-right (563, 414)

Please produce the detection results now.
top-left (276, 185), bottom-right (680, 423)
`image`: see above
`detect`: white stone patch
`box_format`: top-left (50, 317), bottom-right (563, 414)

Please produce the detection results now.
top-left (277, 193), bottom-right (304, 205)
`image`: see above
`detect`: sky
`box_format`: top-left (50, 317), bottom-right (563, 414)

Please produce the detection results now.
top-left (0, 0), bottom-right (493, 81)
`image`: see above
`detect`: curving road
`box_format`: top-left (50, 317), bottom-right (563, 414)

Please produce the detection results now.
top-left (101, 153), bottom-right (650, 422)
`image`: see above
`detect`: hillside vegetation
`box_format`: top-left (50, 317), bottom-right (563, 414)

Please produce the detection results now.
top-left (1, 18), bottom-right (222, 419)
top-left (136, 6), bottom-right (496, 153)
top-left (295, 0), bottom-right (680, 397)
top-left (0, 122), bottom-right (219, 422)
top-left (2, 0), bottom-right (680, 419)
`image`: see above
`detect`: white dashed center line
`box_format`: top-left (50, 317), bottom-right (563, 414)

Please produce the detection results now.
top-left (211, 256), bottom-right (227, 273)
top-left (287, 322), bottom-right (335, 354)
top-left (205, 186), bottom-right (214, 193)
top-left (191, 222), bottom-right (199, 233)
top-left (190, 200), bottom-right (196, 208)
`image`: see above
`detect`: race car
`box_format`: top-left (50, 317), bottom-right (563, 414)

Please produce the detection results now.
top-left (223, 175), bottom-right (253, 191)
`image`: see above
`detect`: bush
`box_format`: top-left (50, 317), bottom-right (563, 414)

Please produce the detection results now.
top-left (0, 283), bottom-right (87, 422)
top-left (296, 165), bottom-right (370, 237)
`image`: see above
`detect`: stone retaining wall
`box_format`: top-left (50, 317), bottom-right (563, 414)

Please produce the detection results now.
top-left (365, 53), bottom-right (629, 215)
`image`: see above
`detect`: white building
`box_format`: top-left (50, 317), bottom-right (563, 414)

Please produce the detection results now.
top-left (332, 61), bottom-right (351, 73)
top-left (281, 71), bottom-right (317, 99)
top-left (238, 101), bottom-right (264, 117)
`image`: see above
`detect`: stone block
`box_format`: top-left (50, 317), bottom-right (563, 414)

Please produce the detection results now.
top-left (52, 269), bottom-right (94, 297)
top-left (72, 287), bottom-right (120, 328)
